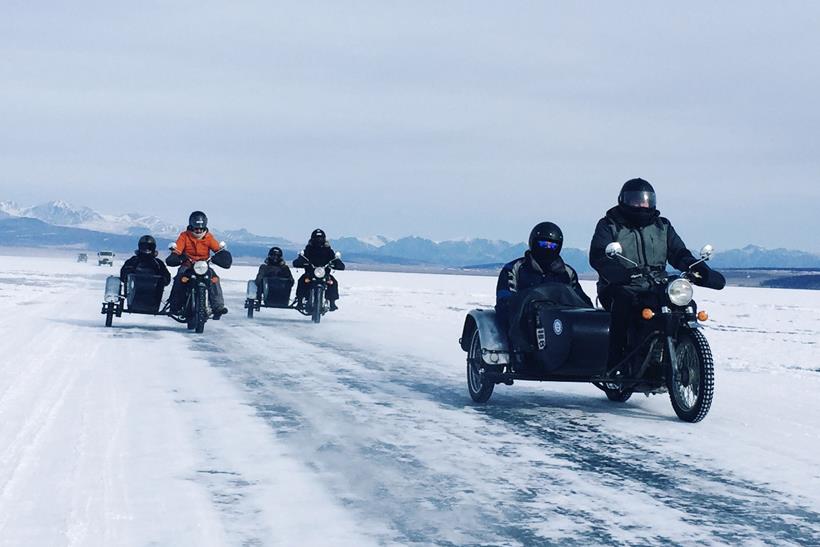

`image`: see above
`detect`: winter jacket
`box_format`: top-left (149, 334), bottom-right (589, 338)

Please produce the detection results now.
top-left (120, 254), bottom-right (171, 286)
top-left (496, 252), bottom-right (592, 327)
top-left (589, 206), bottom-right (696, 295)
top-left (170, 230), bottom-right (221, 264)
top-left (293, 243), bottom-right (346, 271)
top-left (255, 259), bottom-right (294, 285)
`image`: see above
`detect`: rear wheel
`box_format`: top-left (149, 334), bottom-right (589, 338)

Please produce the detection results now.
top-left (467, 330), bottom-right (495, 403)
top-left (668, 329), bottom-right (714, 423)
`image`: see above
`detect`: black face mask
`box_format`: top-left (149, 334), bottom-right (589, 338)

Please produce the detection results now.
top-left (618, 204), bottom-right (657, 227)
top-left (531, 248), bottom-right (562, 270)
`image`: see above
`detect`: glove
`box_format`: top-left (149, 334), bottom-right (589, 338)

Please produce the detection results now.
top-left (165, 253), bottom-right (188, 268)
top-left (691, 265), bottom-right (726, 290)
top-left (678, 255), bottom-right (698, 272)
top-left (627, 268), bottom-right (652, 291)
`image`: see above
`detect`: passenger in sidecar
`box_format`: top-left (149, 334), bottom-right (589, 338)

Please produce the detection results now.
top-left (102, 235), bottom-right (173, 326)
top-left (244, 247), bottom-right (295, 317)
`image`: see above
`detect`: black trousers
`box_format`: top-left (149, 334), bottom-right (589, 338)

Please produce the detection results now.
top-left (168, 268), bottom-right (225, 312)
top-left (599, 285), bottom-right (652, 366)
top-left (295, 274), bottom-right (340, 301)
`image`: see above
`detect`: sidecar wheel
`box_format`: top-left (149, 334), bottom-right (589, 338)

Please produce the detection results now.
top-left (467, 330), bottom-right (495, 403)
top-left (603, 384), bottom-right (632, 402)
top-left (668, 329), bottom-right (714, 423)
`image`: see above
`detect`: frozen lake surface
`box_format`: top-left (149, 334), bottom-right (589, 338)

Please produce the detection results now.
top-left (0, 255), bottom-right (818, 546)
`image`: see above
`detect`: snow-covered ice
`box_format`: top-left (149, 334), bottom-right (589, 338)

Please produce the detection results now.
top-left (0, 254), bottom-right (818, 546)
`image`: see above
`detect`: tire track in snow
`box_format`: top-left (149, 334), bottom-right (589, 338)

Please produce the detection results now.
top-left (308, 333), bottom-right (820, 546)
top-left (191, 321), bottom-right (681, 545)
top-left (199, 315), bottom-right (820, 546)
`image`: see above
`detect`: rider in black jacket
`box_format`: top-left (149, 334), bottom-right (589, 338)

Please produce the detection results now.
top-left (589, 178), bottom-right (725, 366)
top-left (293, 229), bottom-right (346, 311)
top-left (496, 222), bottom-right (592, 329)
top-left (255, 246), bottom-right (294, 301)
top-left (120, 235), bottom-right (172, 286)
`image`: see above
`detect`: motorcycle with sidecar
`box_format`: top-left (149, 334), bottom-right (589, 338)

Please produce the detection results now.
top-left (101, 242), bottom-right (232, 333)
top-left (459, 244), bottom-right (721, 423)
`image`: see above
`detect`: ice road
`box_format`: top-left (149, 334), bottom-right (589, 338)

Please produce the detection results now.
top-left (0, 254), bottom-right (818, 546)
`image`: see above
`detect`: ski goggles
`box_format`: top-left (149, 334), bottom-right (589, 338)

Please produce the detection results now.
top-left (535, 240), bottom-right (560, 250)
top-left (191, 227), bottom-right (207, 233)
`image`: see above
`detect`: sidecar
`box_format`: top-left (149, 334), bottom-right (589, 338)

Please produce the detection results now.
top-left (459, 302), bottom-right (612, 403)
top-left (101, 273), bottom-right (169, 327)
top-left (244, 277), bottom-right (295, 318)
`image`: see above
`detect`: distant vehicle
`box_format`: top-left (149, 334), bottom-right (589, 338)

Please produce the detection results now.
top-left (77, 253), bottom-right (88, 263)
top-left (97, 251), bottom-right (115, 267)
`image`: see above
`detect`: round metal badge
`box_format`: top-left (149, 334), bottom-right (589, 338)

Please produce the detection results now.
top-left (553, 319), bottom-right (563, 336)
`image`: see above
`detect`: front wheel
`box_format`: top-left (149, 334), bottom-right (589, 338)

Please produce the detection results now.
top-left (311, 286), bottom-right (324, 324)
top-left (247, 301), bottom-right (254, 319)
top-left (668, 329), bottom-right (714, 423)
top-left (104, 304), bottom-right (114, 327)
top-left (194, 285), bottom-right (207, 334)
top-left (466, 330), bottom-right (495, 403)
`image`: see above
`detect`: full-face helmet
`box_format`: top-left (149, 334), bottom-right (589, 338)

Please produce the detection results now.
top-left (137, 235), bottom-right (157, 255)
top-left (309, 228), bottom-right (326, 247)
top-left (188, 211), bottom-right (208, 233)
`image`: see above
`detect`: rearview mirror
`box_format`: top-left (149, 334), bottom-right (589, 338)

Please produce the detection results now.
top-left (219, 241), bottom-right (227, 250)
top-left (700, 244), bottom-right (714, 261)
top-left (605, 242), bottom-right (623, 258)
top-left (335, 251), bottom-right (342, 259)
top-left (168, 243), bottom-right (177, 251)
top-left (299, 251), bottom-right (305, 257)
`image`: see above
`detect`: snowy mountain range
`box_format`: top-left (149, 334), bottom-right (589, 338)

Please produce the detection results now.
top-left (2, 199), bottom-right (820, 270)
top-left (0, 200), bottom-right (180, 238)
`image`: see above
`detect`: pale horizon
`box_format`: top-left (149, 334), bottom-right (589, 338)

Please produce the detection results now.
top-left (2, 2), bottom-right (819, 251)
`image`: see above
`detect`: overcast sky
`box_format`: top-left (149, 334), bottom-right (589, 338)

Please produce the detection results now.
top-left (1, 1), bottom-right (819, 250)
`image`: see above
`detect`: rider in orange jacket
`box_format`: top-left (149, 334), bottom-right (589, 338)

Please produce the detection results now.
top-left (166, 211), bottom-right (228, 316)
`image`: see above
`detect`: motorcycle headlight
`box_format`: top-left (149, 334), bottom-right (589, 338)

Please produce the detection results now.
top-left (314, 266), bottom-right (326, 278)
top-left (667, 278), bottom-right (694, 306)
top-left (193, 261), bottom-right (209, 276)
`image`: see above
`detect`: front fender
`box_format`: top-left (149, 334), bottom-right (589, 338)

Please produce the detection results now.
top-left (460, 309), bottom-right (510, 364)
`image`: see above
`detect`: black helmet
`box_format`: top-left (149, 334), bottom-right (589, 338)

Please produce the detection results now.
top-left (309, 228), bottom-right (326, 247)
top-left (528, 221), bottom-right (564, 255)
top-left (618, 178), bottom-right (656, 210)
top-left (267, 246), bottom-right (283, 262)
top-left (137, 235), bottom-right (157, 255)
top-left (188, 211), bottom-right (208, 231)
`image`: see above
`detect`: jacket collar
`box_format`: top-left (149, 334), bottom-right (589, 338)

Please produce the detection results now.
top-left (606, 205), bottom-right (661, 228)
top-left (525, 251), bottom-right (566, 275)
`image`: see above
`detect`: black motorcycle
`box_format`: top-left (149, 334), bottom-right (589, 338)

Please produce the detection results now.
top-left (459, 244), bottom-right (722, 423)
top-left (171, 243), bottom-right (232, 333)
top-left (295, 251), bottom-right (342, 324)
